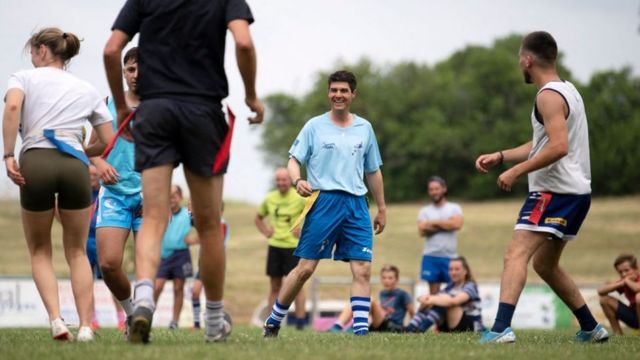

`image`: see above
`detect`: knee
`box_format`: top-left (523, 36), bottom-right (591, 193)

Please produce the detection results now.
top-left (599, 295), bottom-right (614, 308)
top-left (99, 258), bottom-right (121, 275)
top-left (532, 258), bottom-right (552, 278)
top-left (294, 265), bottom-right (315, 282)
top-left (352, 264), bottom-right (372, 283)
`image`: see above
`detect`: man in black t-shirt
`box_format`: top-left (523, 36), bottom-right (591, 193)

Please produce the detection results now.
top-left (104, 0), bottom-right (264, 344)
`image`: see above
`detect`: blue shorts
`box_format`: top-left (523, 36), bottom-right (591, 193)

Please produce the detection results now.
top-left (515, 192), bottom-right (591, 240)
top-left (96, 187), bottom-right (143, 231)
top-left (157, 249), bottom-right (193, 279)
top-left (86, 238), bottom-right (102, 279)
top-left (294, 191), bottom-right (373, 262)
top-left (420, 255), bottom-right (450, 283)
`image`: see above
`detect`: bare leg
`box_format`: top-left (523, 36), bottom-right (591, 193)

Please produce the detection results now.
top-left (498, 230), bottom-right (548, 304)
top-left (184, 170), bottom-right (224, 302)
top-left (22, 209), bottom-right (60, 320)
top-left (294, 288), bottom-right (306, 322)
top-left (97, 227), bottom-right (131, 301)
top-left (172, 278), bottom-right (186, 322)
top-left (191, 279), bottom-right (203, 301)
top-left (369, 299), bottom-right (386, 328)
top-left (599, 296), bottom-right (622, 335)
top-left (268, 277), bottom-right (283, 314)
top-left (136, 165), bottom-right (173, 282)
top-left (350, 260), bottom-right (371, 298)
top-left (532, 239), bottom-right (589, 310)
top-left (59, 207), bottom-right (94, 327)
top-left (445, 306), bottom-right (464, 330)
top-left (154, 278), bottom-right (167, 304)
top-left (277, 259), bottom-right (319, 305)
top-left (336, 306), bottom-right (354, 326)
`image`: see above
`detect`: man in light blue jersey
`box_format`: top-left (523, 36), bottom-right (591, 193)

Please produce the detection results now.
top-left (263, 70), bottom-right (387, 337)
top-left (475, 31), bottom-right (608, 343)
top-left (91, 47), bottom-right (141, 336)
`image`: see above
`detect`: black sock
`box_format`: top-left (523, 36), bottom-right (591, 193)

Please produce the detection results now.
top-left (491, 302), bottom-right (516, 333)
top-left (573, 304), bottom-right (598, 331)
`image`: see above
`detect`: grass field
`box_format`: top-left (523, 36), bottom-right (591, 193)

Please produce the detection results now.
top-left (1, 195), bottom-right (639, 325)
top-left (1, 327), bottom-right (639, 360)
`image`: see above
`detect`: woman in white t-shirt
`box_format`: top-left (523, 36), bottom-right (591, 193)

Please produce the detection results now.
top-left (2, 27), bottom-right (114, 342)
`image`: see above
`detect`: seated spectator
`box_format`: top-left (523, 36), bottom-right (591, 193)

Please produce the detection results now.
top-left (329, 265), bottom-right (415, 333)
top-left (406, 256), bottom-right (483, 333)
top-left (598, 253), bottom-right (640, 335)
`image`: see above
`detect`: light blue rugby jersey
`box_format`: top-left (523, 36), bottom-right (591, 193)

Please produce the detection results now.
top-left (160, 207), bottom-right (192, 259)
top-left (288, 112), bottom-right (382, 196)
top-left (104, 98), bottom-right (141, 195)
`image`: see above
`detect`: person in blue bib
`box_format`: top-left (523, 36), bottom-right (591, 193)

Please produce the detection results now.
top-left (89, 47), bottom-right (141, 334)
top-left (264, 70), bottom-right (387, 337)
top-left (154, 185), bottom-right (193, 329)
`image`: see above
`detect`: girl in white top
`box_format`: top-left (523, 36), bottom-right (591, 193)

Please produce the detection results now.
top-left (2, 27), bottom-right (114, 342)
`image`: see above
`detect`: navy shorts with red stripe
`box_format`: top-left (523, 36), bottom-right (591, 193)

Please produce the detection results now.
top-left (514, 191), bottom-right (591, 240)
top-left (132, 98), bottom-right (233, 176)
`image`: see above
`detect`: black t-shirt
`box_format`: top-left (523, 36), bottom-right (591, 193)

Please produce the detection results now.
top-left (112, 0), bottom-right (254, 103)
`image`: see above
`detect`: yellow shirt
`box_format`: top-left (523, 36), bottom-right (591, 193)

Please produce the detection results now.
top-left (258, 188), bottom-right (305, 249)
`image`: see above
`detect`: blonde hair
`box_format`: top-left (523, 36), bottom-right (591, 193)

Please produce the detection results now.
top-left (27, 27), bottom-right (81, 64)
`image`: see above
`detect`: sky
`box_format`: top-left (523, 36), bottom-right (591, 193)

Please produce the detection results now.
top-left (0, 0), bottom-right (639, 204)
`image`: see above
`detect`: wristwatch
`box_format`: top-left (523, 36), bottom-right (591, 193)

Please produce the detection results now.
top-left (293, 178), bottom-right (302, 187)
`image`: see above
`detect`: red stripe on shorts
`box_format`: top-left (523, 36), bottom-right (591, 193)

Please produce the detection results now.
top-left (212, 106), bottom-right (236, 175)
top-left (528, 192), bottom-right (552, 225)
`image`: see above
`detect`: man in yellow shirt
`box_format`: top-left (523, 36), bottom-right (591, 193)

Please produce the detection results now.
top-left (255, 168), bottom-right (306, 329)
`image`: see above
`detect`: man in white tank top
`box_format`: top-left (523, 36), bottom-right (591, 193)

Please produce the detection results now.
top-left (474, 31), bottom-right (608, 344)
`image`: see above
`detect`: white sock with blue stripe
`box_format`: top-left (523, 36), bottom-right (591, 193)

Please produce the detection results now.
top-left (351, 296), bottom-right (370, 335)
top-left (266, 301), bottom-right (290, 327)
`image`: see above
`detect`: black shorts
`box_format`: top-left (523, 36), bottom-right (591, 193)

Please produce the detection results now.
top-left (157, 249), bottom-right (193, 280)
top-left (133, 98), bottom-right (231, 176)
top-left (370, 318), bottom-right (403, 333)
top-left (266, 246), bottom-right (299, 277)
top-left (616, 301), bottom-right (639, 329)
top-left (441, 314), bottom-right (475, 333)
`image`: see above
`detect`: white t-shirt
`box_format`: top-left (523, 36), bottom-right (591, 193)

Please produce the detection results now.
top-left (417, 202), bottom-right (463, 257)
top-left (7, 67), bottom-right (111, 154)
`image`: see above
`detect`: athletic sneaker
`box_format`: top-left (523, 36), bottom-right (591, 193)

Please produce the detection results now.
top-left (129, 306), bottom-right (153, 344)
top-left (479, 327), bottom-right (516, 344)
top-left (327, 324), bottom-right (343, 333)
top-left (123, 316), bottom-right (132, 341)
top-left (205, 319), bottom-right (231, 343)
top-left (77, 326), bottom-right (95, 342)
top-left (575, 324), bottom-right (609, 343)
top-left (262, 322), bottom-right (280, 338)
top-left (169, 320), bottom-right (178, 330)
top-left (50, 318), bottom-right (73, 341)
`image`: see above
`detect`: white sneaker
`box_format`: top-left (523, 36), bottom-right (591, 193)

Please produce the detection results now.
top-left (51, 318), bottom-right (73, 341)
top-left (77, 326), bottom-right (95, 342)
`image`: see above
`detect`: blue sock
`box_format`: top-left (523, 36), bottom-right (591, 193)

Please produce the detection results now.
top-left (491, 302), bottom-right (516, 333)
top-left (573, 304), bottom-right (598, 331)
top-left (351, 296), bottom-right (370, 336)
top-left (266, 301), bottom-right (290, 327)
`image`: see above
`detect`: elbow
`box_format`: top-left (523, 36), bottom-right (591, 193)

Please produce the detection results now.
top-left (103, 44), bottom-right (121, 63)
top-left (554, 142), bottom-right (568, 159)
top-left (235, 39), bottom-right (254, 52)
